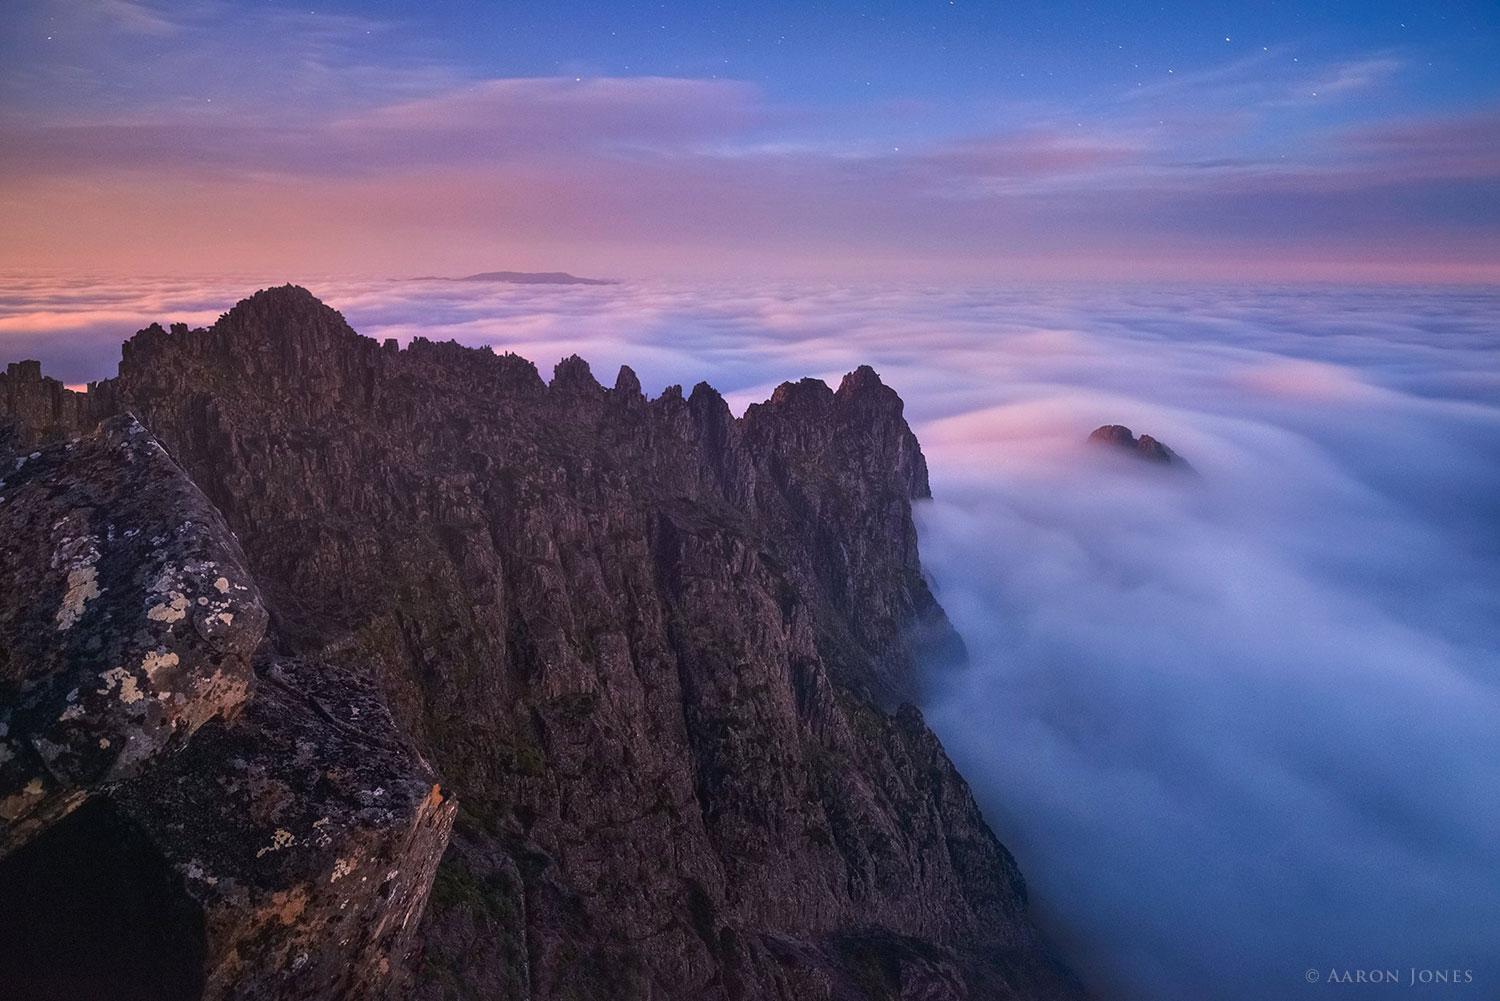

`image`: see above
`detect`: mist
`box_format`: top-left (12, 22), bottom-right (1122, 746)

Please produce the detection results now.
top-left (3, 275), bottom-right (1497, 1000)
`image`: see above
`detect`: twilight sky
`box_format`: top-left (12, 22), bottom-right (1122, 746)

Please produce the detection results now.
top-left (1, 0), bottom-right (1498, 279)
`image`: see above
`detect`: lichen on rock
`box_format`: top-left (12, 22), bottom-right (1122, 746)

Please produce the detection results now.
top-left (0, 415), bottom-right (265, 854)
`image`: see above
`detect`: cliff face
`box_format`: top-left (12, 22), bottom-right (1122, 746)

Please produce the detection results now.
top-left (0, 286), bottom-right (1084, 1001)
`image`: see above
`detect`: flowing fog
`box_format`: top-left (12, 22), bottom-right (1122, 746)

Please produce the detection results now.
top-left (4, 274), bottom-right (1498, 1000)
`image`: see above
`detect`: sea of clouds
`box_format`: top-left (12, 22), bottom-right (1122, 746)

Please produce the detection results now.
top-left (3, 273), bottom-right (1497, 1001)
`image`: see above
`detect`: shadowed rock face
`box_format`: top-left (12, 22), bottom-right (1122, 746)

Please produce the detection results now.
top-left (1, 360), bottom-right (90, 448)
top-left (1, 285), bottom-right (1085, 1001)
top-left (112, 652), bottom-right (455, 1000)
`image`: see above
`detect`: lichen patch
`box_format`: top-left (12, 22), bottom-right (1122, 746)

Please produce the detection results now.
top-left (141, 649), bottom-right (180, 680)
top-left (267, 888), bottom-right (307, 926)
top-left (147, 592), bottom-right (191, 623)
top-left (119, 674), bottom-right (143, 704)
top-left (55, 563), bottom-right (101, 631)
top-left (256, 827), bottom-right (297, 858)
top-left (0, 779), bottom-right (45, 822)
top-left (97, 666), bottom-right (144, 704)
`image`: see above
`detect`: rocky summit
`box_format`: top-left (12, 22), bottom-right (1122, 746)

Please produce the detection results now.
top-left (1087, 424), bottom-right (1191, 469)
top-left (0, 285), bottom-right (1086, 1001)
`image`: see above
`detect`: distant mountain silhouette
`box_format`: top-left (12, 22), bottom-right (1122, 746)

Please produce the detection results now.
top-left (412, 270), bottom-right (618, 285)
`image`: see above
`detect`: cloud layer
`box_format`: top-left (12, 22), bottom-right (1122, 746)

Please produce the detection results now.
top-left (2, 276), bottom-right (1498, 999)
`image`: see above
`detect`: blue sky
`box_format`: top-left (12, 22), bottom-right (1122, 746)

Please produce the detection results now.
top-left (0, 0), bottom-right (1496, 278)
top-left (414, 1), bottom-right (1496, 105)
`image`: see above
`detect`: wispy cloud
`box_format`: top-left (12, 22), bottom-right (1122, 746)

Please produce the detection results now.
top-left (0, 0), bottom-right (447, 123)
top-left (1311, 55), bottom-right (1406, 95)
top-left (85, 0), bottom-right (182, 35)
top-left (1122, 47), bottom-right (1405, 110)
top-left (332, 76), bottom-right (767, 158)
top-left (1271, 54), bottom-right (1406, 106)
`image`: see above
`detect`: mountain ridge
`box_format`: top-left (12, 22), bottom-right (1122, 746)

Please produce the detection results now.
top-left (0, 285), bottom-right (1085, 1001)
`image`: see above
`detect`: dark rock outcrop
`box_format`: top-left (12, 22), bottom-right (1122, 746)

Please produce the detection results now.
top-left (1, 286), bottom-right (1085, 1000)
top-left (2, 359), bottom-right (92, 450)
top-left (0, 415), bottom-right (264, 856)
top-left (0, 406), bottom-right (456, 1000)
top-left (1087, 424), bottom-right (1190, 469)
top-left (111, 651), bottom-right (454, 1000)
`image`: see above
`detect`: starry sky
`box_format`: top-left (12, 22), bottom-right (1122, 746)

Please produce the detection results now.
top-left (1, 0), bottom-right (1497, 279)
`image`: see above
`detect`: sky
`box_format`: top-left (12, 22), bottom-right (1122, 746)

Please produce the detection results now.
top-left (1, 0), bottom-right (1498, 279)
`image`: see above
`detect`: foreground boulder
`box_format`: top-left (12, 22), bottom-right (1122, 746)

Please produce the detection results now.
top-left (0, 414), bottom-right (265, 856)
top-left (0, 411), bottom-right (455, 1000)
top-left (112, 652), bottom-right (455, 999)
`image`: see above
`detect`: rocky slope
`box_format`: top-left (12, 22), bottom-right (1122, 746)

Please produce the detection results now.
top-left (0, 286), bottom-right (1085, 1001)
